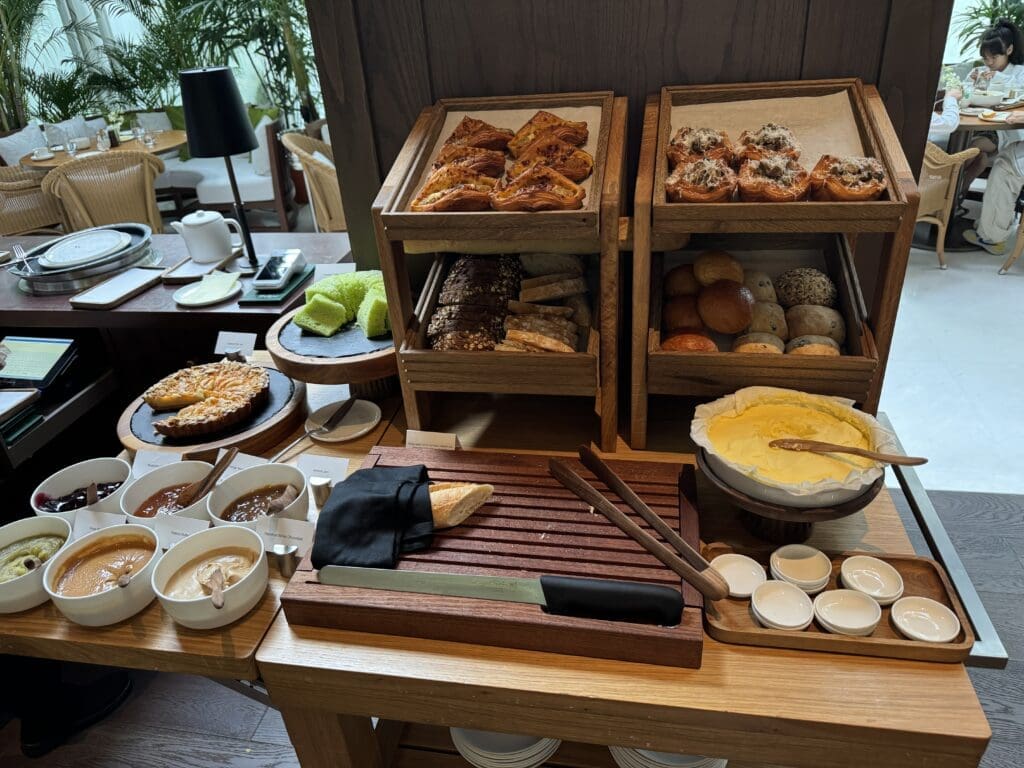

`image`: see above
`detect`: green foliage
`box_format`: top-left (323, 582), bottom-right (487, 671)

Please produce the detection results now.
top-left (24, 63), bottom-right (102, 122)
top-left (957, 0), bottom-right (1024, 56)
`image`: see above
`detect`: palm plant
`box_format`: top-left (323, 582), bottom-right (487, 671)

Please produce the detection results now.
top-left (24, 63), bottom-right (102, 122)
top-left (957, 1), bottom-right (1024, 56)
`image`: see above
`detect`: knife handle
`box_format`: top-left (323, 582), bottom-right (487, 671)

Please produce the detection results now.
top-left (540, 575), bottom-right (683, 626)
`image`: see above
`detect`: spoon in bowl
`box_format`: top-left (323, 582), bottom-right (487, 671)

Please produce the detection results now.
top-left (769, 439), bottom-right (927, 466)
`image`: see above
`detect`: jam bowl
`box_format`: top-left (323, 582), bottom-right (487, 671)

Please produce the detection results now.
top-left (31, 457), bottom-right (132, 522)
top-left (207, 463), bottom-right (308, 529)
top-left (0, 516), bottom-right (73, 613)
top-left (120, 461), bottom-right (214, 526)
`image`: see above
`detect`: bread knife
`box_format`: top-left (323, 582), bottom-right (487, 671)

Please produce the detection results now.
top-left (317, 566), bottom-right (683, 626)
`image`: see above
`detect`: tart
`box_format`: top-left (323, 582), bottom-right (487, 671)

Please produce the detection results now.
top-left (665, 157), bottom-right (737, 203)
top-left (734, 122), bottom-right (800, 164)
top-left (737, 154), bottom-right (810, 202)
top-left (434, 144), bottom-right (507, 177)
top-left (509, 135), bottom-right (594, 182)
top-left (143, 361), bottom-right (270, 439)
top-left (442, 116), bottom-right (514, 152)
top-left (508, 110), bottom-right (588, 157)
top-left (667, 126), bottom-right (733, 168)
top-left (489, 164), bottom-right (586, 211)
top-left (809, 154), bottom-right (887, 201)
top-left (411, 165), bottom-right (498, 212)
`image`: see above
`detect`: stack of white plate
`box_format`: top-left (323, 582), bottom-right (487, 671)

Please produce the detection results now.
top-left (450, 728), bottom-right (561, 768)
top-left (609, 745), bottom-right (727, 768)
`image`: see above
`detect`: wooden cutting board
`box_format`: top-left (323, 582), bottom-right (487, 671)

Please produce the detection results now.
top-left (280, 446), bottom-right (704, 668)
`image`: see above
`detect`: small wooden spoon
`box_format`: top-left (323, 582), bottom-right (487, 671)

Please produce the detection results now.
top-left (117, 564), bottom-right (134, 588)
top-left (266, 484), bottom-right (299, 516)
top-left (177, 447), bottom-right (239, 508)
top-left (769, 439), bottom-right (927, 466)
top-left (86, 482), bottom-right (99, 506)
top-left (203, 567), bottom-right (226, 610)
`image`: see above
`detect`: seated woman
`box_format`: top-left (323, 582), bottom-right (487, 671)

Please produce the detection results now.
top-left (928, 87), bottom-right (962, 149)
top-left (964, 122), bottom-right (1024, 255)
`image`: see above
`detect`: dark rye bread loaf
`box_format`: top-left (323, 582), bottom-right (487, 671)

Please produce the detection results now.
top-left (428, 304), bottom-right (505, 338)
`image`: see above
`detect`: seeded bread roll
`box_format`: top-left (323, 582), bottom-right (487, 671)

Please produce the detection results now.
top-left (743, 271), bottom-right (777, 303)
top-left (746, 301), bottom-right (789, 340)
top-left (694, 250), bottom-right (743, 286)
top-left (785, 304), bottom-right (846, 344)
top-left (732, 333), bottom-right (784, 354)
top-left (664, 264), bottom-right (699, 297)
top-left (696, 280), bottom-right (755, 334)
top-left (785, 334), bottom-right (841, 356)
top-left (775, 267), bottom-right (837, 308)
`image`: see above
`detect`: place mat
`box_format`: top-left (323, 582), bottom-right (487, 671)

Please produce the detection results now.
top-left (237, 264), bottom-right (314, 306)
top-left (128, 367), bottom-right (295, 446)
top-left (278, 319), bottom-right (393, 359)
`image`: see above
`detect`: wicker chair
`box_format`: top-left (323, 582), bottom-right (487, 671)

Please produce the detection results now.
top-left (0, 166), bottom-right (63, 235)
top-left (41, 151), bottom-right (166, 233)
top-left (282, 133), bottom-right (346, 232)
top-left (916, 142), bottom-right (980, 269)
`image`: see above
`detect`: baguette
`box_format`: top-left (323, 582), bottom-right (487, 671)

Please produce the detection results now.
top-left (429, 482), bottom-right (493, 528)
top-left (519, 277), bottom-right (587, 303)
top-left (506, 299), bottom-right (575, 317)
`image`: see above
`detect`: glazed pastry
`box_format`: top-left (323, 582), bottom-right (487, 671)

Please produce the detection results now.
top-left (434, 144), bottom-right (507, 177)
top-left (665, 157), bottom-right (737, 203)
top-left (509, 135), bottom-right (594, 182)
top-left (411, 165), bottom-right (498, 212)
top-left (508, 110), bottom-right (588, 157)
top-left (490, 164), bottom-right (585, 211)
top-left (810, 154), bottom-right (887, 201)
top-left (737, 154), bottom-right (811, 202)
top-left (667, 126), bottom-right (733, 168)
top-left (661, 331), bottom-right (718, 353)
top-left (735, 123), bottom-right (800, 164)
top-left (442, 116), bottom-right (514, 152)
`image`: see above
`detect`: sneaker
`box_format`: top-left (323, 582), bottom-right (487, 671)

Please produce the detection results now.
top-left (963, 228), bottom-right (1008, 255)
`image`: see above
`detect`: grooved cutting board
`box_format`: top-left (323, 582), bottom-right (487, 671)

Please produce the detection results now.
top-left (280, 446), bottom-right (704, 668)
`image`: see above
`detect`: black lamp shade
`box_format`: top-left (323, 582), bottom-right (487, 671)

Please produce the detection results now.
top-left (179, 67), bottom-right (258, 158)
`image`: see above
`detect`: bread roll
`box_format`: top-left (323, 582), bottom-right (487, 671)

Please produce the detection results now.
top-left (664, 264), bottom-right (699, 297)
top-left (694, 250), bottom-right (743, 286)
top-left (696, 280), bottom-right (755, 334)
top-left (775, 267), bottom-right (837, 308)
top-left (662, 295), bottom-right (703, 332)
top-left (732, 333), bottom-right (784, 354)
top-left (430, 482), bottom-right (493, 528)
top-left (743, 271), bottom-right (777, 303)
top-left (747, 301), bottom-right (789, 340)
top-left (661, 331), bottom-right (718, 352)
top-left (785, 305), bottom-right (846, 344)
top-left (785, 335), bottom-right (840, 356)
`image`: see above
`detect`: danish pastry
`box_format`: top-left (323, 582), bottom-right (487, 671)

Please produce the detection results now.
top-left (434, 144), bottom-right (507, 177)
top-left (737, 154), bottom-right (810, 202)
top-left (809, 154), bottom-right (887, 201)
top-left (508, 110), bottom-right (588, 157)
top-left (734, 123), bottom-right (800, 164)
top-left (509, 135), bottom-right (594, 182)
top-left (411, 165), bottom-right (498, 212)
top-left (490, 164), bottom-right (586, 211)
top-left (665, 157), bottom-right (737, 203)
top-left (667, 126), bottom-right (733, 168)
top-left (443, 116), bottom-right (514, 152)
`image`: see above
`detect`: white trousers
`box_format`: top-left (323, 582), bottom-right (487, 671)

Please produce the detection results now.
top-left (978, 151), bottom-right (1024, 242)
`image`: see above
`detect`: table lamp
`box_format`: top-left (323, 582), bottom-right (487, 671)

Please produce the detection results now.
top-left (179, 66), bottom-right (260, 272)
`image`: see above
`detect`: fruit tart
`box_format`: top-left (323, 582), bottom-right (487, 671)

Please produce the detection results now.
top-left (508, 110), bottom-right (589, 157)
top-left (434, 144), bottom-right (507, 177)
top-left (442, 116), bottom-right (515, 152)
top-left (489, 164), bottom-right (586, 211)
top-left (411, 164), bottom-right (498, 212)
top-left (665, 157), bottom-right (737, 203)
top-left (737, 154), bottom-right (811, 202)
top-left (667, 126), bottom-right (733, 168)
top-left (508, 134), bottom-right (594, 182)
top-left (809, 154), bottom-right (887, 201)
top-left (734, 122), bottom-right (800, 164)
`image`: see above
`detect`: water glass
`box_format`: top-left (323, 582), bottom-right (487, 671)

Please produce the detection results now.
top-left (142, 129), bottom-right (156, 148)
top-left (132, 125), bottom-right (145, 143)
top-left (66, 139), bottom-right (79, 158)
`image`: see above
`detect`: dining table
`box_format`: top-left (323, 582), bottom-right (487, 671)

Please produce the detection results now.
top-left (17, 129), bottom-right (189, 171)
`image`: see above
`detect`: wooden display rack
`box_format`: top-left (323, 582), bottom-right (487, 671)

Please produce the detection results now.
top-left (372, 92), bottom-right (626, 451)
top-left (630, 80), bottom-right (920, 448)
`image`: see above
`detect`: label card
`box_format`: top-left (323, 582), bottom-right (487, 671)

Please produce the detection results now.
top-left (214, 331), bottom-right (257, 357)
top-left (406, 429), bottom-right (459, 450)
top-left (312, 262), bottom-right (356, 282)
top-left (73, 509), bottom-right (127, 540)
top-left (217, 450), bottom-right (267, 480)
top-left (154, 515), bottom-right (210, 550)
top-left (296, 454), bottom-right (349, 485)
top-left (255, 516), bottom-right (316, 557)
top-left (132, 449), bottom-right (180, 478)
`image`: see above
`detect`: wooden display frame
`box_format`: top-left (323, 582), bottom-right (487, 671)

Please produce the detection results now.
top-left (631, 84), bottom-right (919, 449)
top-left (374, 93), bottom-right (627, 451)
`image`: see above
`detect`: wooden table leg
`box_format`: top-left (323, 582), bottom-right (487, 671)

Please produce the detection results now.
top-left (280, 707), bottom-right (383, 768)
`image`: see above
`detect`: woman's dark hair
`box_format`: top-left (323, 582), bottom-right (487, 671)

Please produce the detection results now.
top-left (980, 18), bottom-right (1024, 65)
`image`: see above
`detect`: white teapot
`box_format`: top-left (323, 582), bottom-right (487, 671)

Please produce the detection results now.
top-left (170, 210), bottom-right (243, 264)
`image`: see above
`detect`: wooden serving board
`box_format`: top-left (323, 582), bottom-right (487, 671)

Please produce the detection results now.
top-left (281, 446), bottom-right (705, 668)
top-left (702, 543), bottom-right (974, 663)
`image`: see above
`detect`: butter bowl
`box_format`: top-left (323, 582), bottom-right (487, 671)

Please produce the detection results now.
top-left (0, 516), bottom-right (73, 613)
top-left (31, 457), bottom-right (132, 521)
top-left (43, 523), bottom-right (160, 626)
top-left (207, 463), bottom-right (308, 529)
top-left (121, 460), bottom-right (214, 527)
top-left (840, 554), bottom-right (904, 605)
top-left (152, 525), bottom-right (268, 630)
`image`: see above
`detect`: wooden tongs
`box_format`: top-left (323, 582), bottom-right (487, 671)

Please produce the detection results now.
top-left (549, 445), bottom-right (730, 602)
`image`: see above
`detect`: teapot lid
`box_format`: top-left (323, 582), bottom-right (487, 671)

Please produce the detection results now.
top-left (180, 209), bottom-right (222, 227)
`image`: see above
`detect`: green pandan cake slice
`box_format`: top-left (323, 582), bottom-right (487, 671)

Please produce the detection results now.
top-left (356, 288), bottom-right (389, 338)
top-left (294, 294), bottom-right (349, 336)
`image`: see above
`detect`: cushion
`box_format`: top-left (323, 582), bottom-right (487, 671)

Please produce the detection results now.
top-left (312, 150), bottom-right (335, 169)
top-left (136, 111), bottom-right (173, 132)
top-left (0, 124), bottom-right (44, 166)
top-left (84, 116), bottom-right (107, 133)
top-left (162, 105), bottom-right (190, 161)
top-left (322, 123), bottom-right (331, 145)
top-left (53, 116), bottom-right (89, 142)
top-left (251, 115), bottom-right (274, 177)
top-left (195, 156), bottom-right (275, 204)
top-left (248, 106), bottom-right (280, 128)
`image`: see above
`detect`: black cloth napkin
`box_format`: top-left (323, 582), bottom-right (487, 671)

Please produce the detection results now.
top-left (311, 464), bottom-right (433, 569)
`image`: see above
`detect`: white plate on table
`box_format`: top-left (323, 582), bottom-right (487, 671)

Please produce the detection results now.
top-left (305, 400), bottom-right (382, 443)
top-left (979, 110), bottom-right (1012, 123)
top-left (73, 150), bottom-right (101, 159)
top-left (37, 229), bottom-right (132, 269)
top-left (172, 281), bottom-right (242, 308)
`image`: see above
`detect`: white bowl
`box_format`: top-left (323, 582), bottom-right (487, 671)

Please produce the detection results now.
top-left (207, 463), bottom-right (308, 529)
top-left (840, 555), bottom-right (904, 605)
top-left (750, 580), bottom-right (813, 630)
top-left (450, 728), bottom-right (561, 768)
top-left (0, 516), bottom-right (73, 613)
top-left (121, 461), bottom-right (213, 527)
top-left (890, 596), bottom-right (961, 643)
top-left (770, 544), bottom-right (832, 592)
top-left (710, 553), bottom-right (766, 598)
top-left (970, 90), bottom-right (1004, 107)
top-left (704, 450), bottom-right (869, 508)
top-left (813, 589), bottom-right (881, 636)
top-left (43, 524), bottom-right (160, 626)
top-left (151, 525), bottom-right (268, 630)
top-left (31, 457), bottom-right (132, 522)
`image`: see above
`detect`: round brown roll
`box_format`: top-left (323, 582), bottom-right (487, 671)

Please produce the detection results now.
top-left (694, 250), bottom-right (743, 286)
top-left (661, 331), bottom-right (718, 352)
top-left (697, 280), bottom-right (755, 334)
top-left (662, 295), bottom-right (703, 332)
top-left (664, 264), bottom-right (699, 297)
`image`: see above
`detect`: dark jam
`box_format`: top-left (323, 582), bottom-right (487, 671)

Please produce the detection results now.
top-left (34, 481), bottom-right (123, 514)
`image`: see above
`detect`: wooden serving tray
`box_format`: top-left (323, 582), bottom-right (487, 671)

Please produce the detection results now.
top-left (281, 446), bottom-right (705, 668)
top-left (702, 543), bottom-right (974, 663)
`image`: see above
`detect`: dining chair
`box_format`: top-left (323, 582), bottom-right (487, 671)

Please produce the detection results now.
top-left (41, 151), bottom-right (166, 233)
top-left (916, 142), bottom-right (980, 269)
top-left (281, 132), bottom-right (346, 232)
top-left (0, 166), bottom-right (63, 235)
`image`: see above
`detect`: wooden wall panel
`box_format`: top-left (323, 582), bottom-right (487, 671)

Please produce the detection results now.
top-left (801, 0), bottom-right (891, 82)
